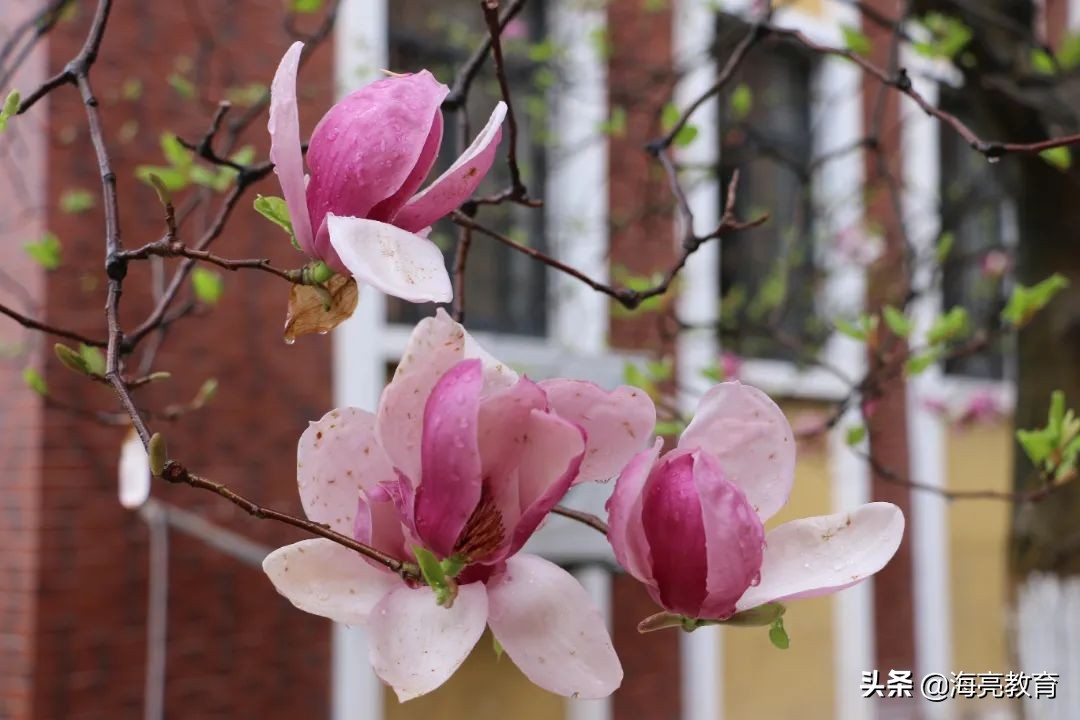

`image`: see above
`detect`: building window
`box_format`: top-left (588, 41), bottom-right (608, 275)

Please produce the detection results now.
top-left (386, 0), bottom-right (548, 336)
top-left (938, 87), bottom-right (1012, 380)
top-left (715, 18), bottom-right (823, 362)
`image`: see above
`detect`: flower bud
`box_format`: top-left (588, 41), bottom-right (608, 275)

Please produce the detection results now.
top-left (626, 448), bottom-right (764, 620)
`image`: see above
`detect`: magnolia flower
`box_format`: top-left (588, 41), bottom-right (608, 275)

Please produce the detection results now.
top-left (719, 351), bottom-right (743, 381)
top-left (980, 249), bottom-right (1011, 279)
top-left (269, 42), bottom-right (506, 302)
top-left (263, 310), bottom-right (656, 700)
top-left (608, 381), bottom-right (904, 622)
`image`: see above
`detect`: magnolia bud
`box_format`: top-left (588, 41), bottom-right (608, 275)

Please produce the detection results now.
top-left (54, 343), bottom-right (90, 375)
top-left (632, 449), bottom-right (764, 620)
top-left (147, 432), bottom-right (167, 476)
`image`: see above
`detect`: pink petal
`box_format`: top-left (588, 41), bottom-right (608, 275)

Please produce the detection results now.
top-left (298, 407), bottom-right (396, 534)
top-left (268, 41), bottom-right (315, 257)
top-left (326, 215), bottom-right (452, 303)
top-left (605, 438), bottom-right (662, 584)
top-left (377, 309), bottom-right (514, 481)
top-left (539, 379), bottom-right (657, 483)
top-left (378, 311), bottom-right (469, 480)
top-left (691, 451), bottom-right (765, 620)
top-left (486, 554), bottom-right (622, 699)
top-left (262, 539), bottom-right (398, 626)
top-left (504, 409), bottom-right (587, 556)
top-left (640, 452), bottom-right (709, 617)
top-left (370, 112), bottom-right (444, 223)
top-left (414, 360), bottom-right (484, 558)
top-left (478, 376), bottom-right (548, 488)
top-left (393, 102), bottom-right (508, 233)
top-left (368, 582), bottom-right (488, 702)
top-left (735, 502), bottom-right (905, 612)
top-left (306, 71), bottom-right (449, 239)
top-left (354, 491), bottom-right (409, 561)
top-left (678, 381), bottom-right (796, 521)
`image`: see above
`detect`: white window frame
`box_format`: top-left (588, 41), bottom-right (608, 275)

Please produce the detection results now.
top-left (332, 2), bottom-right (620, 718)
top-left (675, 3), bottom-right (874, 719)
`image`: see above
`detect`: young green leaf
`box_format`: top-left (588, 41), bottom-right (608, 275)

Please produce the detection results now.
top-left (845, 424), bottom-right (867, 447)
top-left (54, 343), bottom-right (90, 375)
top-left (168, 73), bottom-right (195, 100)
top-left (655, 420), bottom-right (687, 437)
top-left (0, 89), bottom-right (20, 132)
top-left (599, 106), bottom-right (627, 137)
top-left (23, 367), bottom-right (47, 396)
top-left (926, 306), bottom-right (969, 345)
top-left (881, 306), bottom-right (912, 339)
top-left (254, 195), bottom-right (297, 247)
top-left (905, 349), bottom-right (940, 377)
top-left (3, 89), bottom-right (20, 117)
top-left (1031, 48), bottom-right (1056, 75)
top-left (834, 317), bottom-right (866, 342)
top-left (24, 232), bottom-right (61, 270)
top-left (191, 268), bottom-right (224, 305)
top-left (136, 165), bottom-right (189, 191)
top-left (729, 83), bottom-right (753, 121)
top-left (1040, 147), bottom-right (1071, 171)
top-left (1001, 274), bottom-right (1070, 328)
top-left (60, 188), bottom-right (95, 214)
top-left (841, 25), bottom-right (872, 56)
top-left (934, 232), bottom-right (955, 263)
top-left (160, 133), bottom-right (191, 169)
top-left (78, 343), bottom-right (106, 376)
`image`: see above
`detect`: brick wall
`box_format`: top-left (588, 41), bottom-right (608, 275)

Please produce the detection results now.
top-left (606, 3), bottom-right (682, 718)
top-left (0, 4), bottom-right (49, 718)
top-left (2, 2), bottom-right (337, 717)
top-left (608, 0), bottom-right (679, 354)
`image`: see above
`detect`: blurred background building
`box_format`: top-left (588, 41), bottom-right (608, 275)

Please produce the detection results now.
top-left (1, 0), bottom-right (1073, 719)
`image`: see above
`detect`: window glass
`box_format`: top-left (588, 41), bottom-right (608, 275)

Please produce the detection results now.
top-left (938, 87), bottom-right (1012, 380)
top-left (386, 0), bottom-right (548, 336)
top-left (716, 19), bottom-right (823, 361)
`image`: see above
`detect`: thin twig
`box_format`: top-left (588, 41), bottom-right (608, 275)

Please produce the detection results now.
top-left (552, 505), bottom-right (609, 535)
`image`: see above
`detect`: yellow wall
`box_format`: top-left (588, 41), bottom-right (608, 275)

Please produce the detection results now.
top-left (385, 630), bottom-right (565, 720)
top-left (946, 421), bottom-right (1014, 712)
top-left (778, 0), bottom-right (825, 17)
top-left (722, 401), bottom-right (836, 720)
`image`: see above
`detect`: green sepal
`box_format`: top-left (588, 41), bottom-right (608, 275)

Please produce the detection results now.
top-left (768, 616), bottom-right (790, 649)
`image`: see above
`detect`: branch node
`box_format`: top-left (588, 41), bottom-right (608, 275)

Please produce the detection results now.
top-left (105, 253), bottom-right (127, 281)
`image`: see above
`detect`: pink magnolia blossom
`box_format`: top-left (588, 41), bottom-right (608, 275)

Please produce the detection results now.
top-left (980, 249), bottom-right (1011, 279)
top-left (262, 310), bottom-right (656, 700)
top-left (607, 381), bottom-right (904, 621)
top-left (719, 351), bottom-right (743, 381)
top-left (269, 42), bottom-right (506, 303)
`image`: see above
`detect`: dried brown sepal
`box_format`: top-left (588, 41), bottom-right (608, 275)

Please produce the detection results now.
top-left (282, 274), bottom-right (358, 342)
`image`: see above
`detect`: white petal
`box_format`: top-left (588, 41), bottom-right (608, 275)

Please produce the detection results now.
top-left (368, 582), bottom-right (488, 701)
top-left (327, 214), bottom-right (452, 303)
top-left (678, 381), bottom-right (796, 521)
top-left (262, 539), bottom-right (399, 626)
top-left (735, 502), bottom-right (905, 611)
top-left (118, 428), bottom-right (150, 509)
top-left (298, 407), bottom-right (396, 534)
top-left (487, 555), bottom-right (622, 699)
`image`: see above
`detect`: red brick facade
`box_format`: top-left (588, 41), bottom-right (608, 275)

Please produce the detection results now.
top-left (2, 2), bottom-right (335, 717)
